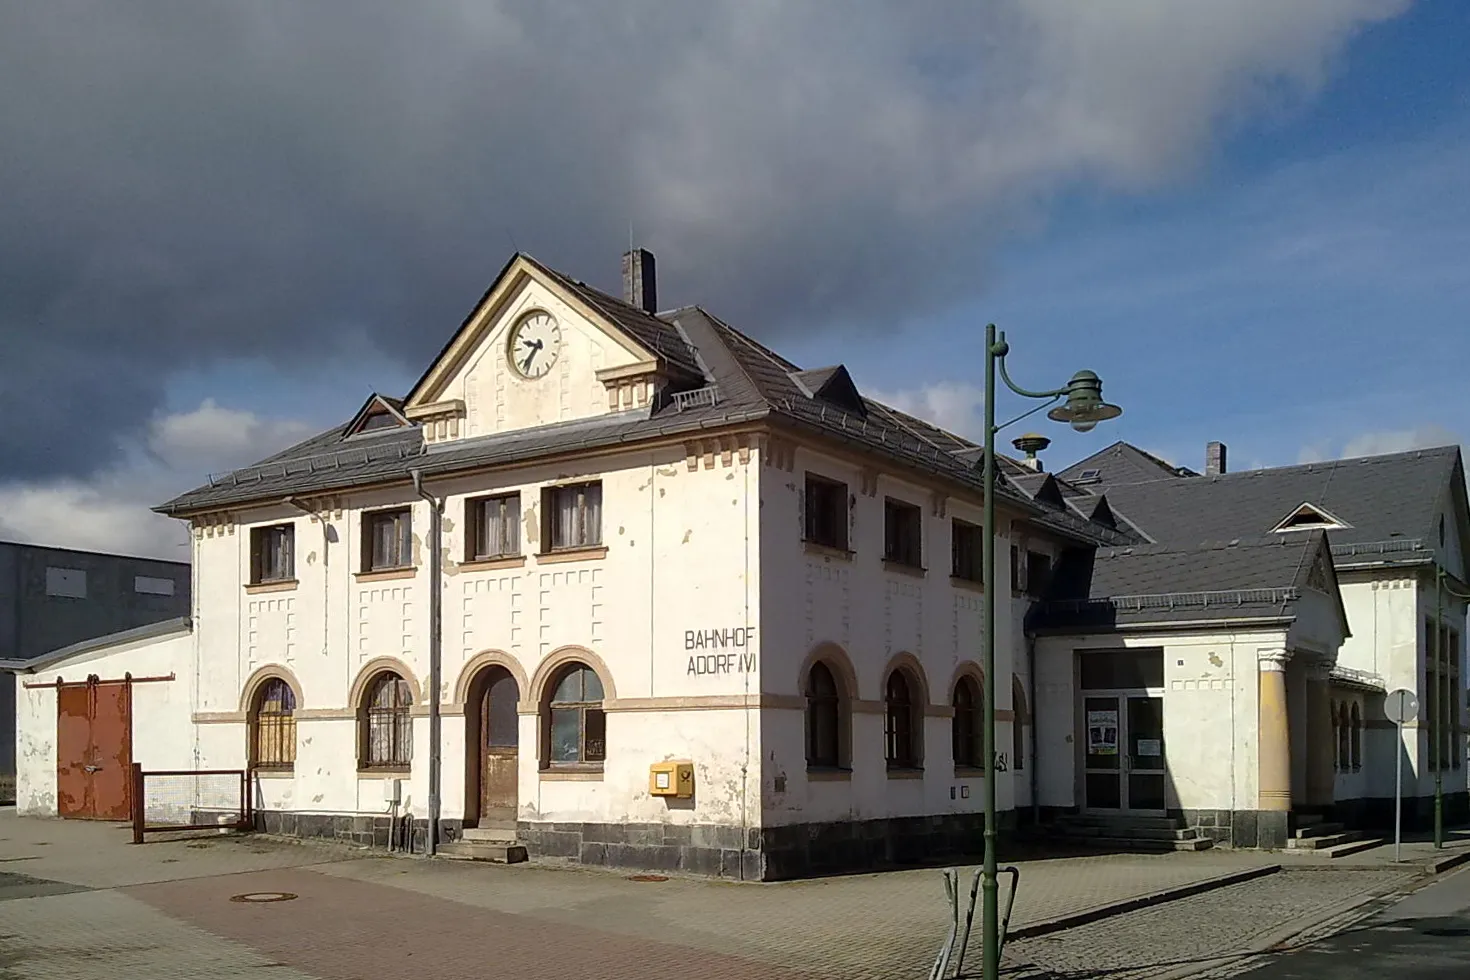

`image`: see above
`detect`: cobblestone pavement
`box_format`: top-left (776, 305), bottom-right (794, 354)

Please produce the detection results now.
top-left (0, 811), bottom-right (1425, 980)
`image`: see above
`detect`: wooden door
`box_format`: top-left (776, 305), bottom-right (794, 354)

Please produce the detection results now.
top-left (479, 670), bottom-right (519, 828)
top-left (54, 677), bottom-right (133, 820)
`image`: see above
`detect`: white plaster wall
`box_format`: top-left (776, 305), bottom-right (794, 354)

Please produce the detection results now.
top-left (1034, 629), bottom-right (1285, 814)
top-left (15, 630), bottom-right (194, 816)
top-left (758, 445), bottom-right (1033, 826)
top-left (193, 440), bottom-right (763, 831)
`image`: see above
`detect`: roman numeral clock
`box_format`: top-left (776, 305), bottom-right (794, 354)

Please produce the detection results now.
top-left (507, 310), bottom-right (562, 379)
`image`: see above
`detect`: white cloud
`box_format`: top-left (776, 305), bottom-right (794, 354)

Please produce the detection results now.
top-left (0, 402), bottom-right (319, 560)
top-left (1298, 424), bottom-right (1462, 464)
top-left (871, 382), bottom-right (987, 442)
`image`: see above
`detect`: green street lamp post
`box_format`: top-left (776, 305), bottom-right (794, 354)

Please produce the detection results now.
top-left (979, 323), bottom-right (1122, 980)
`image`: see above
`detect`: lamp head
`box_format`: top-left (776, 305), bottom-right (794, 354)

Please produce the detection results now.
top-left (1047, 370), bottom-right (1122, 432)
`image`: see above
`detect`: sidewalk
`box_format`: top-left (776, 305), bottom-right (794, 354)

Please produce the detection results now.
top-left (0, 810), bottom-right (1426, 980)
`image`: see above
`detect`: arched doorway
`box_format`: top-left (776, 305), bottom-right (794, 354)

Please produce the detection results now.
top-left (465, 666), bottom-right (520, 830)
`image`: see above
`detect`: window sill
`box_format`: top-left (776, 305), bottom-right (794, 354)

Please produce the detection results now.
top-left (803, 541), bottom-right (854, 561)
top-left (245, 580), bottom-right (298, 594)
top-left (806, 767), bottom-right (852, 781)
top-left (253, 767), bottom-right (295, 778)
top-left (357, 766), bottom-right (411, 776)
top-left (950, 576), bottom-right (985, 594)
top-left (954, 766), bottom-right (986, 779)
top-left (886, 766), bottom-right (925, 780)
top-left (539, 767), bottom-right (604, 781)
top-left (355, 567), bottom-right (417, 583)
top-left (460, 555), bottom-right (527, 571)
top-left (882, 560), bottom-right (926, 578)
top-left (537, 546), bottom-right (609, 565)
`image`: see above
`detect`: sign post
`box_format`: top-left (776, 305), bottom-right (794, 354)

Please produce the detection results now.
top-left (1385, 688), bottom-right (1419, 863)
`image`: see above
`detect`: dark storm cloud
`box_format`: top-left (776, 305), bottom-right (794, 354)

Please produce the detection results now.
top-left (0, 1), bottom-right (1404, 479)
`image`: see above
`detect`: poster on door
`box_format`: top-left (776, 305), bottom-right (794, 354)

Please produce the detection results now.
top-left (1087, 709), bottom-right (1119, 756)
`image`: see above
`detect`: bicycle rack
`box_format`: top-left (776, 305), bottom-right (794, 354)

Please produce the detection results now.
top-left (929, 865), bottom-right (1020, 980)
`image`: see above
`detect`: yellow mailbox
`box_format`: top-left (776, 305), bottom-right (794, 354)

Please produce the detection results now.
top-left (649, 760), bottom-right (695, 799)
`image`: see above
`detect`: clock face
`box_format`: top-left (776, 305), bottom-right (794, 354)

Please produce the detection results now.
top-left (507, 311), bottom-right (562, 379)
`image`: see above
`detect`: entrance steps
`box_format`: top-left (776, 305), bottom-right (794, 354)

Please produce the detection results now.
top-left (1048, 814), bottom-right (1214, 852)
top-left (1285, 814), bottom-right (1371, 855)
top-left (438, 826), bottom-right (527, 864)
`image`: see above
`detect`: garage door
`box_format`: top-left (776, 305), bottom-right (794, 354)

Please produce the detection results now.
top-left (57, 676), bottom-right (133, 820)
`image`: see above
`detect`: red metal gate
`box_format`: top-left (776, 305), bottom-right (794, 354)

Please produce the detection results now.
top-left (55, 676), bottom-right (133, 820)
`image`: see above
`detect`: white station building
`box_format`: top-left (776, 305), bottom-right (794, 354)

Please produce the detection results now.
top-left (10, 250), bottom-right (1467, 877)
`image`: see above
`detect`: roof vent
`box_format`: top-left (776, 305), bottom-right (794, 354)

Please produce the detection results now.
top-left (1271, 501), bottom-right (1352, 534)
top-left (1012, 433), bottom-right (1051, 472)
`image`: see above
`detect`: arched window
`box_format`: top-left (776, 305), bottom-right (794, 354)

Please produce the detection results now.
top-left (885, 669), bottom-right (921, 770)
top-left (1012, 676), bottom-right (1028, 771)
top-left (546, 663), bottom-right (606, 767)
top-left (1350, 702), bottom-right (1362, 771)
top-left (250, 678), bottom-right (296, 770)
top-left (805, 662), bottom-right (842, 769)
top-left (360, 672), bottom-right (413, 770)
top-left (953, 675), bottom-right (982, 770)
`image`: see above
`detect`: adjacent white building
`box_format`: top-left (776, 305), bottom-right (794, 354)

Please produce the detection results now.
top-left (10, 251), bottom-right (1467, 876)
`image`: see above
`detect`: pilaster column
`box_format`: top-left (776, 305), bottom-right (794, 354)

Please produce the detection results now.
top-left (1257, 650), bottom-right (1292, 848)
top-left (1304, 661), bottom-right (1336, 811)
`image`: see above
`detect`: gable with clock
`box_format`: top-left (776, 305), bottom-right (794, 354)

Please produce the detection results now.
top-left (402, 254), bottom-right (699, 444)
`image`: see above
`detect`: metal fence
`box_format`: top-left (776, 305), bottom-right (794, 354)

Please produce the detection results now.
top-left (129, 765), bottom-right (251, 843)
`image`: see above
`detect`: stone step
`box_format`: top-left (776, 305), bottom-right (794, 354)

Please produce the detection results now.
top-left (1054, 825), bottom-right (1199, 842)
top-left (1054, 815), bottom-right (1184, 832)
top-left (1317, 837), bottom-right (1385, 859)
top-left (1069, 835), bottom-right (1214, 853)
top-left (437, 841), bottom-right (528, 864)
top-left (462, 827), bottom-right (518, 843)
top-left (1286, 830), bottom-right (1361, 850)
top-left (1293, 821), bottom-right (1345, 839)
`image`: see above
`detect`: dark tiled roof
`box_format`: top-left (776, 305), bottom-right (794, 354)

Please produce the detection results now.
top-left (1032, 533), bottom-right (1329, 630)
top-left (1058, 441), bottom-right (1198, 486)
top-left (1089, 445), bottom-right (1463, 565)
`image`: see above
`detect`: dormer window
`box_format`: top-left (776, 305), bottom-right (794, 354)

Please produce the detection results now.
top-left (1270, 502), bottom-right (1351, 533)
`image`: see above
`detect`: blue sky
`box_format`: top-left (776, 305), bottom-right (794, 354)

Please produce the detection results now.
top-left (4, 2), bottom-right (1467, 558)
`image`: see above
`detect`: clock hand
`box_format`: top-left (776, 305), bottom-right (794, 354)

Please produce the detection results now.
top-left (522, 346), bottom-right (538, 372)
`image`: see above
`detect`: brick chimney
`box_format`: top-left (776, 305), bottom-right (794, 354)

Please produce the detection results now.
top-left (1206, 441), bottom-right (1228, 476)
top-left (621, 248), bottom-right (657, 314)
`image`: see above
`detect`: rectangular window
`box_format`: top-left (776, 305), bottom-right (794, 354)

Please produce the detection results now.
top-left (44, 567), bottom-right (87, 599)
top-left (952, 519), bottom-right (983, 583)
top-left (545, 482), bottom-right (602, 551)
top-left (804, 474), bottom-right (848, 550)
top-left (133, 575), bottom-right (177, 596)
top-left (363, 508), bottom-right (412, 571)
top-left (467, 493), bottom-right (521, 560)
top-left (1026, 550), bottom-right (1052, 598)
top-left (250, 525), bottom-right (295, 583)
top-left (883, 498), bottom-right (923, 567)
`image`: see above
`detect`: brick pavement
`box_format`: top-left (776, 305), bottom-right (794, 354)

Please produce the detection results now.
top-left (0, 810), bottom-right (1431, 980)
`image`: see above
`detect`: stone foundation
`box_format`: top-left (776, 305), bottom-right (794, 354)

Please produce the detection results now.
top-left (518, 821), bottom-right (762, 879)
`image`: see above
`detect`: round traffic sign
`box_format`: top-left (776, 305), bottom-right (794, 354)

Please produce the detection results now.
top-left (1386, 688), bottom-right (1419, 724)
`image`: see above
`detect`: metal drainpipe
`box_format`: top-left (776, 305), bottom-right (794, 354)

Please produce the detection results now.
top-left (410, 471), bottom-right (443, 857)
top-left (1026, 632), bottom-right (1040, 826)
top-left (282, 497), bottom-right (331, 661)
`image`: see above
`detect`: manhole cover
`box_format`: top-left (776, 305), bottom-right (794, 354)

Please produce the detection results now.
top-left (1422, 927), bottom-right (1470, 937)
top-left (229, 892), bottom-right (298, 904)
top-left (627, 874), bottom-right (668, 882)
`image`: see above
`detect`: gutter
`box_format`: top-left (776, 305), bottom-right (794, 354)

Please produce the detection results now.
top-left (409, 470), bottom-right (444, 858)
top-left (1029, 614), bottom-right (1297, 636)
top-left (283, 496), bottom-right (332, 662)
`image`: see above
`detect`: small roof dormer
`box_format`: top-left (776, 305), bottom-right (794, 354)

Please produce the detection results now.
top-left (1271, 501), bottom-right (1352, 534)
top-left (789, 364), bottom-right (866, 417)
top-left (343, 394), bottom-right (411, 439)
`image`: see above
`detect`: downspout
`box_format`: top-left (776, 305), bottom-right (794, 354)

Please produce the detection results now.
top-left (410, 470), bottom-right (443, 857)
top-left (282, 496), bottom-right (331, 662)
top-left (1027, 632), bottom-right (1040, 826)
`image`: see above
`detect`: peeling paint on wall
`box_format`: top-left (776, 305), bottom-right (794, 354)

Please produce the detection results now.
top-left (523, 503), bottom-right (539, 545)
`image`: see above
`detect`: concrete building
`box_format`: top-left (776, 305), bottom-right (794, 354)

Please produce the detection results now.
top-left (0, 542), bottom-right (191, 801)
top-left (9, 250), bottom-right (1466, 876)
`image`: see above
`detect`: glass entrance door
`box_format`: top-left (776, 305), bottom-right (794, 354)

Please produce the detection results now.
top-left (1083, 694), bottom-right (1165, 814)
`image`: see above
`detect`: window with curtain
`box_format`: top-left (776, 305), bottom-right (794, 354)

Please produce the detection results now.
top-left (250, 524), bottom-right (295, 584)
top-left (885, 670), bottom-right (920, 769)
top-left (546, 663), bottom-right (606, 766)
top-left (251, 678), bottom-right (296, 770)
top-left (361, 672), bottom-right (413, 769)
top-left (545, 483), bottom-right (602, 551)
top-left (1012, 676), bottom-right (1027, 771)
top-left (805, 662), bottom-right (841, 768)
top-left (468, 492), bottom-right (521, 560)
top-left (363, 508), bottom-right (412, 571)
top-left (952, 676), bottom-right (982, 770)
